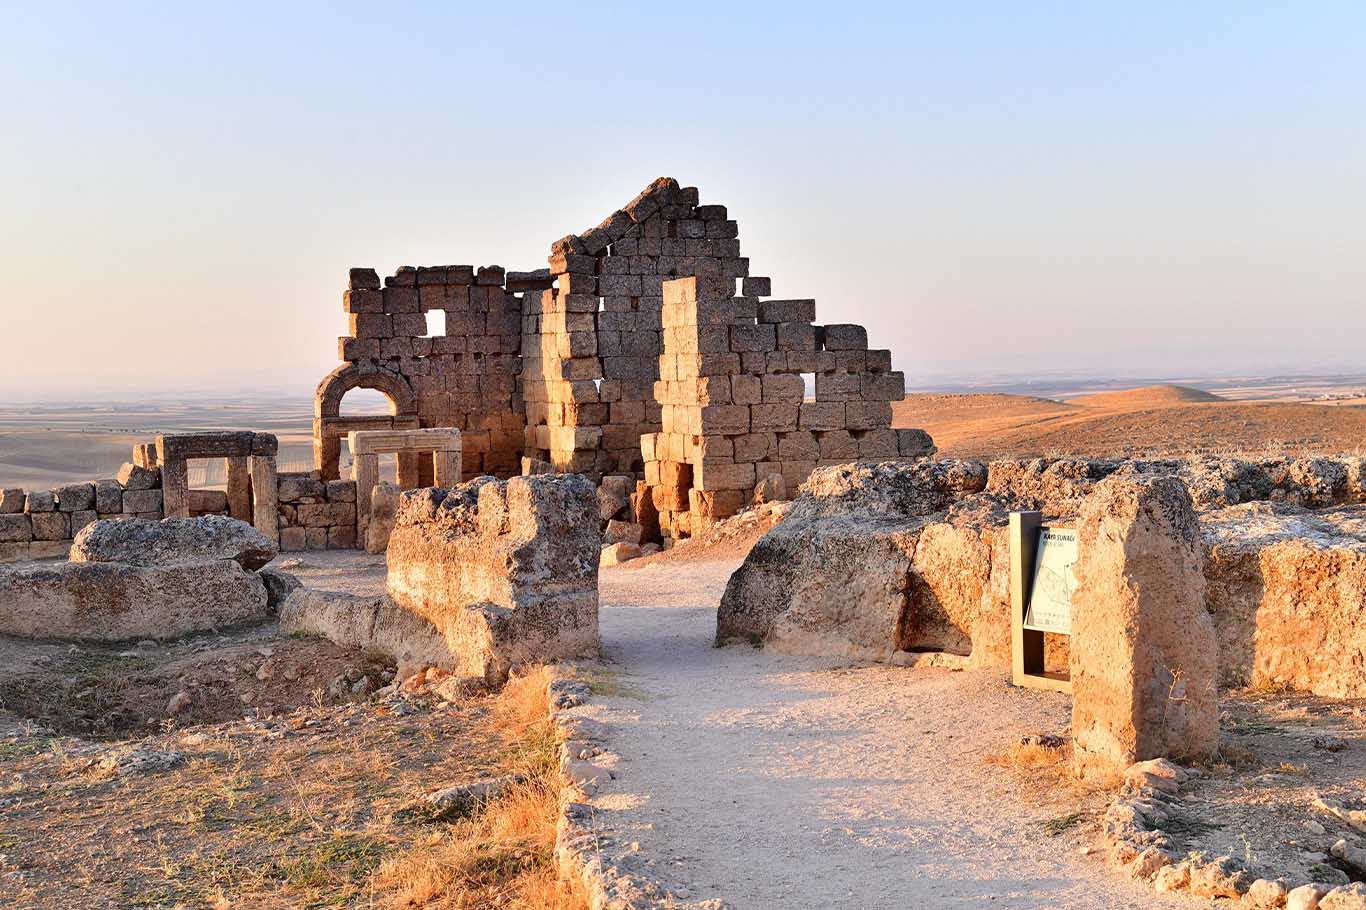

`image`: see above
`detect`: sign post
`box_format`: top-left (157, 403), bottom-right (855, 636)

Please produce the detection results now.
top-left (1010, 510), bottom-right (1074, 693)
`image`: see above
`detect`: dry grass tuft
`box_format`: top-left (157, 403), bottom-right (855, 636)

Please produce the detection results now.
top-left (374, 666), bottom-right (587, 910)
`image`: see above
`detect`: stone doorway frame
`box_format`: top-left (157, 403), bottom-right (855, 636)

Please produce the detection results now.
top-left (347, 428), bottom-right (462, 542)
top-left (155, 432), bottom-right (280, 544)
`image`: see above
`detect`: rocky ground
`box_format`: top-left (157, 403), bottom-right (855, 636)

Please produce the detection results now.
top-left (5, 530), bottom-right (1366, 907)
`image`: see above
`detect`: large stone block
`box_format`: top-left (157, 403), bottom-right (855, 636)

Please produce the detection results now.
top-left (30, 511), bottom-right (70, 541)
top-left (94, 479), bottom-right (123, 514)
top-left (121, 489), bottom-right (163, 514)
top-left (1071, 475), bottom-right (1217, 778)
top-left (385, 474), bottom-right (600, 682)
top-left (70, 515), bottom-right (277, 570)
top-left (0, 514), bottom-right (32, 543)
top-left (117, 463), bottom-right (160, 491)
top-left (0, 560), bottom-right (268, 640)
top-left (55, 483), bottom-right (95, 513)
top-left (0, 489), bottom-right (24, 514)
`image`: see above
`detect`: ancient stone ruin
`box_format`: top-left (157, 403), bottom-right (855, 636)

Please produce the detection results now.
top-left (282, 473), bottom-right (600, 683)
top-left (314, 177), bottom-right (930, 542)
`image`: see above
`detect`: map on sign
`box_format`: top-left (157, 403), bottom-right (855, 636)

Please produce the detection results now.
top-left (1024, 526), bottom-right (1076, 635)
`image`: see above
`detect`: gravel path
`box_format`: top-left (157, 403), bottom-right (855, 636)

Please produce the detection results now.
top-left (593, 553), bottom-right (1194, 910)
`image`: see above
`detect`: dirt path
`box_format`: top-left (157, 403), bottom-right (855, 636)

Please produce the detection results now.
top-left (592, 553), bottom-right (1194, 910)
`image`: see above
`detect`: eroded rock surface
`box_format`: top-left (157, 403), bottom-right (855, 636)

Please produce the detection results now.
top-left (0, 560), bottom-right (268, 640)
top-left (70, 515), bottom-right (277, 570)
top-left (385, 473), bottom-right (600, 682)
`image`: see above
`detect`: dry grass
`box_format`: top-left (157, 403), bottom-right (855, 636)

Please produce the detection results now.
top-left (373, 667), bottom-right (588, 910)
top-left (985, 738), bottom-right (1121, 794)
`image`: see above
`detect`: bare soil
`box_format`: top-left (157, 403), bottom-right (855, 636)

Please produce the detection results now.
top-left (895, 388), bottom-right (1366, 459)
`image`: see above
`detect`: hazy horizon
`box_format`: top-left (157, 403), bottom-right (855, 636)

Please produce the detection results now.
top-left (3, 3), bottom-right (1364, 399)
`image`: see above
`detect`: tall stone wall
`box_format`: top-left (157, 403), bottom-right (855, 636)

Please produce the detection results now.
top-left (319, 264), bottom-right (550, 482)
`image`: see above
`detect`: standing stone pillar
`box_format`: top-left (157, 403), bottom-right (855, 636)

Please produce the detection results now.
top-left (352, 453), bottom-right (379, 542)
top-left (397, 450), bottom-right (421, 489)
top-left (1071, 475), bottom-right (1217, 778)
top-left (161, 457), bottom-right (190, 519)
top-left (249, 455), bottom-right (279, 546)
top-left (225, 456), bottom-right (251, 522)
top-left (434, 448), bottom-right (462, 487)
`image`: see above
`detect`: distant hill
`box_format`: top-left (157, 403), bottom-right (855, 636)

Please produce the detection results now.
top-left (895, 384), bottom-right (1366, 459)
top-left (1067, 384), bottom-right (1223, 408)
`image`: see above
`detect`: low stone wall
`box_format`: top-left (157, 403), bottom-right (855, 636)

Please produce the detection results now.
top-left (384, 473), bottom-right (600, 682)
top-left (276, 474), bottom-right (358, 551)
top-left (0, 462), bottom-right (165, 563)
top-left (720, 455), bottom-right (1366, 698)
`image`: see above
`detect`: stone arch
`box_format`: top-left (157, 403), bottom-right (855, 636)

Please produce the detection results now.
top-left (313, 364), bottom-right (419, 480)
top-left (315, 363), bottom-right (417, 420)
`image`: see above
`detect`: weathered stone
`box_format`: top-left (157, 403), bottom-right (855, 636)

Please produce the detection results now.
top-left (1072, 475), bottom-right (1217, 778)
top-left (1289, 884), bottom-right (1333, 910)
top-left (117, 463), bottom-right (160, 491)
top-left (753, 472), bottom-right (786, 504)
top-left (385, 474), bottom-right (600, 682)
top-left (604, 519), bottom-right (643, 546)
top-left (1246, 878), bottom-right (1290, 909)
top-left (600, 542), bottom-right (642, 565)
top-left (94, 479), bottom-right (123, 514)
top-left (29, 511), bottom-right (70, 541)
top-left (0, 489), bottom-right (24, 513)
top-left (121, 489), bottom-right (163, 514)
top-left (70, 515), bottom-right (277, 570)
top-left (259, 567), bottom-right (301, 612)
top-left (0, 514), bottom-right (32, 543)
top-left (54, 482), bottom-right (95, 512)
top-left (366, 482), bottom-right (401, 554)
top-left (0, 561), bottom-right (268, 640)
top-left (24, 490), bottom-right (55, 512)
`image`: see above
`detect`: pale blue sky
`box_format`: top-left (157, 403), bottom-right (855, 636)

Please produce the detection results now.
top-left (2, 2), bottom-right (1363, 397)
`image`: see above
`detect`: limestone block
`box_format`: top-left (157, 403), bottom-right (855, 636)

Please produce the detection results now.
top-left (730, 323), bottom-right (776, 353)
top-left (604, 519), bottom-right (643, 545)
top-left (385, 474), bottom-right (600, 682)
top-left (30, 540), bottom-right (70, 559)
top-left (0, 560), bottom-right (268, 641)
top-left (845, 401), bottom-right (893, 431)
top-left (699, 405), bottom-right (750, 435)
top-left (277, 475), bottom-right (325, 502)
top-left (778, 431), bottom-right (820, 462)
top-left (0, 489), bottom-right (24, 513)
top-left (328, 526), bottom-right (356, 549)
top-left (733, 433), bottom-right (774, 463)
top-left (349, 313), bottom-right (393, 338)
top-left (776, 322), bottom-right (818, 352)
top-left (695, 461), bottom-right (756, 492)
top-left (750, 403), bottom-right (800, 433)
top-left (816, 373), bottom-right (862, 402)
top-left (762, 373), bottom-right (806, 403)
top-left (823, 324), bottom-right (868, 351)
top-left (754, 473), bottom-right (786, 504)
top-left (187, 489), bottom-right (229, 513)
top-left (858, 428), bottom-right (900, 458)
top-left (758, 299), bottom-right (816, 324)
top-left (800, 402), bottom-right (846, 431)
top-left (93, 479), bottom-right (123, 514)
top-left (1072, 475), bottom-right (1218, 778)
top-left (861, 371), bottom-right (907, 401)
top-left (280, 526), bottom-right (307, 551)
top-left (743, 277), bottom-right (772, 297)
top-left (71, 510), bottom-right (98, 536)
top-left (55, 483), bottom-right (95, 513)
top-left (71, 515), bottom-right (277, 569)
top-left (383, 286), bottom-right (420, 314)
top-left (897, 428), bottom-right (936, 457)
top-left (121, 489), bottom-right (163, 515)
top-left (298, 502), bottom-right (355, 528)
top-left (117, 463), bottom-right (160, 491)
top-left (0, 514), bottom-right (33, 543)
top-left (306, 527), bottom-right (328, 550)
top-left (348, 267), bottom-right (381, 290)
top-left (30, 511), bottom-right (70, 541)
top-left (342, 288), bottom-right (384, 314)
top-left (0, 542), bottom-right (30, 563)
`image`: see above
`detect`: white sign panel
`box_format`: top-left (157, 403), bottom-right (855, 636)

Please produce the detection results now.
top-left (1024, 526), bottom-right (1076, 635)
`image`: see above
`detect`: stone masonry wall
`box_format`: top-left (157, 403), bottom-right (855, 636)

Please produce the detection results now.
top-left (322, 264), bottom-right (552, 482)
top-left (276, 474), bottom-right (359, 552)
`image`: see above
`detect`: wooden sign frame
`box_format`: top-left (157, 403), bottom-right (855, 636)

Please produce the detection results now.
top-left (1010, 510), bottom-right (1073, 693)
